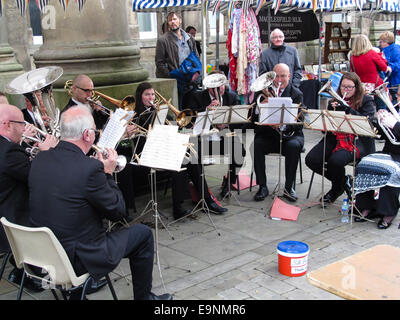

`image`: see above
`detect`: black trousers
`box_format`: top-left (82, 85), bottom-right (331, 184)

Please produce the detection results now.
top-left (305, 137), bottom-right (354, 194)
top-left (252, 133), bottom-right (304, 190)
top-left (356, 186), bottom-right (400, 217)
top-left (73, 224), bottom-right (154, 300)
top-left (196, 134), bottom-right (246, 184)
top-left (171, 163), bottom-right (213, 205)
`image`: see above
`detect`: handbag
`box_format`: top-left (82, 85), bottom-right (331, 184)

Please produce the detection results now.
top-left (170, 51), bottom-right (202, 93)
top-left (350, 55), bottom-right (379, 95)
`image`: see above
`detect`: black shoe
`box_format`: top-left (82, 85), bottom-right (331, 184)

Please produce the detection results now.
top-left (8, 268), bottom-right (44, 292)
top-left (254, 185), bottom-right (269, 201)
top-left (173, 205), bottom-right (191, 220)
top-left (206, 201), bottom-right (227, 215)
top-left (283, 187), bottom-right (298, 202)
top-left (148, 292), bottom-right (173, 300)
top-left (377, 217), bottom-right (394, 229)
top-left (85, 278), bottom-right (108, 294)
top-left (354, 210), bottom-right (380, 222)
top-left (321, 188), bottom-right (344, 205)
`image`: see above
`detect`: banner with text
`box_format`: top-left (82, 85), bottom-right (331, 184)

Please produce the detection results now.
top-left (257, 9), bottom-right (320, 43)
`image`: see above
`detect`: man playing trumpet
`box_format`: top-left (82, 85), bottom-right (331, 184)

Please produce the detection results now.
top-left (0, 103), bottom-right (57, 290)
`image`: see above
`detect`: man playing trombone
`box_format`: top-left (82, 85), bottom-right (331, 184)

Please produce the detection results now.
top-left (0, 103), bottom-right (57, 290)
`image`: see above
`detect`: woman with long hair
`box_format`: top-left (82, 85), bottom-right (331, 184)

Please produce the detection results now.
top-left (350, 34), bottom-right (389, 110)
top-left (305, 72), bottom-right (376, 205)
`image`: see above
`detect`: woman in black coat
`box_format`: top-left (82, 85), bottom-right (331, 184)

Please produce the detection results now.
top-left (305, 72), bottom-right (376, 205)
top-left (353, 86), bottom-right (400, 229)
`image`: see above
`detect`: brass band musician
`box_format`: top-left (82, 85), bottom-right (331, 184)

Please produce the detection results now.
top-left (251, 63), bottom-right (304, 202)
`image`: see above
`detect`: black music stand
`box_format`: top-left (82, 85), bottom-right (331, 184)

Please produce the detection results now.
top-left (256, 98), bottom-right (302, 216)
top-left (168, 110), bottom-right (221, 236)
top-left (211, 104), bottom-right (252, 205)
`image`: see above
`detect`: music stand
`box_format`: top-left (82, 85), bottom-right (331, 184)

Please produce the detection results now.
top-left (331, 112), bottom-right (377, 225)
top-left (211, 104), bottom-right (252, 205)
top-left (168, 110), bottom-right (221, 236)
top-left (302, 109), bottom-right (341, 211)
top-left (303, 109), bottom-right (377, 219)
top-left (255, 97), bottom-right (303, 216)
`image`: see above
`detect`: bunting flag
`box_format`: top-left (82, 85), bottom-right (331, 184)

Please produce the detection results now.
top-left (58, 0), bottom-right (68, 11)
top-left (36, 0), bottom-right (49, 13)
top-left (15, 0), bottom-right (28, 16)
top-left (76, 0), bottom-right (86, 12)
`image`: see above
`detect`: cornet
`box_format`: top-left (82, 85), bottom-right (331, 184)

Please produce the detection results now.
top-left (91, 145), bottom-right (127, 173)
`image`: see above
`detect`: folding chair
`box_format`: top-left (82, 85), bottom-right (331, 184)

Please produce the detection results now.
top-left (0, 217), bottom-right (117, 300)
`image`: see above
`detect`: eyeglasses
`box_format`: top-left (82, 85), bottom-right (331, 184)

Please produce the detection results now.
top-left (341, 85), bottom-right (355, 90)
top-left (271, 35), bottom-right (284, 39)
top-left (8, 120), bottom-right (26, 126)
top-left (76, 86), bottom-right (94, 94)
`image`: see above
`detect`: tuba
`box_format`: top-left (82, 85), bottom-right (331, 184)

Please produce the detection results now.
top-left (202, 73), bottom-right (228, 107)
top-left (374, 83), bottom-right (400, 145)
top-left (6, 66), bottom-right (63, 137)
top-left (250, 71), bottom-right (277, 106)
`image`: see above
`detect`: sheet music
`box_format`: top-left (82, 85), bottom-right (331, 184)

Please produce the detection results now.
top-left (193, 110), bottom-right (213, 136)
top-left (259, 97), bottom-right (297, 125)
top-left (140, 124), bottom-right (189, 171)
top-left (97, 109), bottom-right (133, 149)
top-left (153, 104), bottom-right (169, 125)
top-left (212, 105), bottom-right (250, 124)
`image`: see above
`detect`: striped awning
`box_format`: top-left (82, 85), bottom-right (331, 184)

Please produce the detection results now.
top-left (132, 0), bottom-right (200, 11)
top-left (131, 0), bottom-right (399, 12)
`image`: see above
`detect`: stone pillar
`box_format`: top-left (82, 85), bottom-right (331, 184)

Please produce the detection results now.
top-left (33, 0), bottom-right (148, 88)
top-left (4, 0), bottom-right (31, 71)
top-left (0, 12), bottom-right (25, 107)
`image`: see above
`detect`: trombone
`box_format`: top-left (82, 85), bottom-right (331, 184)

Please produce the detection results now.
top-left (154, 89), bottom-right (194, 128)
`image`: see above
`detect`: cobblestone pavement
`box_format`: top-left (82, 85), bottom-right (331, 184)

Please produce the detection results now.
top-left (1, 129), bottom-right (399, 301)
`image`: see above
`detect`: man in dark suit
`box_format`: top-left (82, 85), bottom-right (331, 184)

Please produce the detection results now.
top-left (63, 74), bottom-right (137, 219)
top-left (28, 106), bottom-right (172, 300)
top-left (183, 71), bottom-right (246, 199)
top-left (0, 103), bottom-right (56, 289)
top-left (252, 63), bottom-right (304, 202)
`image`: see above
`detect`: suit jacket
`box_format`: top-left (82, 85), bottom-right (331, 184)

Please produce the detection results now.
top-left (62, 98), bottom-right (108, 130)
top-left (183, 89), bottom-right (241, 114)
top-left (29, 141), bottom-right (128, 279)
top-left (22, 108), bottom-right (37, 125)
top-left (0, 136), bottom-right (30, 252)
top-left (252, 84), bottom-right (304, 139)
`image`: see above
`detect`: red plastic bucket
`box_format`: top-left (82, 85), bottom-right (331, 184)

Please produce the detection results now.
top-left (277, 241), bottom-right (309, 277)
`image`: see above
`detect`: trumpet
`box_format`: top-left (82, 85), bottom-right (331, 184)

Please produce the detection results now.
top-left (91, 145), bottom-right (127, 173)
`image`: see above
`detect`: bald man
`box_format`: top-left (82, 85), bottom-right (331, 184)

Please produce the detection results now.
top-left (29, 106), bottom-right (172, 300)
top-left (0, 104), bottom-right (57, 288)
top-left (0, 91), bottom-right (8, 104)
top-left (251, 63), bottom-right (304, 202)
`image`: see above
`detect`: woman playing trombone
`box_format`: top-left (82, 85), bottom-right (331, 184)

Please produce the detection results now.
top-left (305, 72), bottom-right (376, 205)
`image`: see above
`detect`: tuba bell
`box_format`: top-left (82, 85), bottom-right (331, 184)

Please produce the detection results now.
top-left (6, 66), bottom-right (63, 137)
top-left (374, 83), bottom-right (400, 145)
top-left (318, 80), bottom-right (350, 108)
top-left (250, 71), bottom-right (277, 107)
